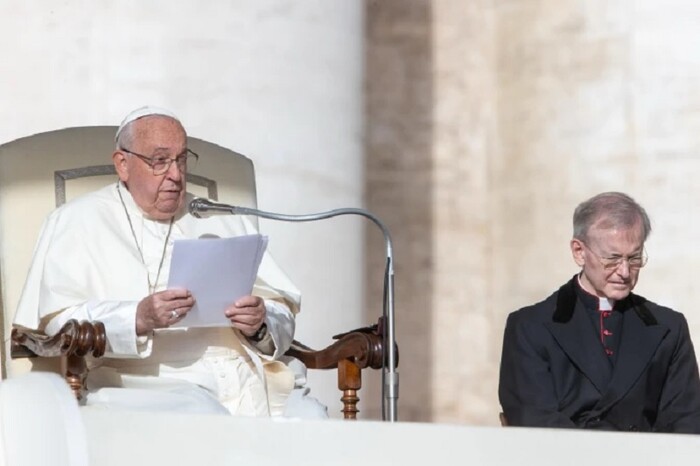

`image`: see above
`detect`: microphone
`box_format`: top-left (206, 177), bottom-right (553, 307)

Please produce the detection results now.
top-left (188, 198), bottom-right (248, 217)
top-left (188, 197), bottom-right (399, 422)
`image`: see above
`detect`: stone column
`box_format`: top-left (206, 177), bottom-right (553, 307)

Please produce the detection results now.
top-left (365, 0), bottom-right (436, 421)
top-left (367, 0), bottom-right (700, 424)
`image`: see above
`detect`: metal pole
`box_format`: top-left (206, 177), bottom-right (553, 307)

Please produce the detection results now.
top-left (190, 199), bottom-right (399, 421)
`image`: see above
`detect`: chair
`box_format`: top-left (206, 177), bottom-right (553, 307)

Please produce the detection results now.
top-left (1, 126), bottom-right (388, 419)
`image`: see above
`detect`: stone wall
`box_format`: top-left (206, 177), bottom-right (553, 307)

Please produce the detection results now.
top-left (365, 0), bottom-right (435, 421)
top-left (4, 0), bottom-right (700, 426)
top-left (366, 0), bottom-right (700, 424)
top-left (0, 0), bottom-right (364, 418)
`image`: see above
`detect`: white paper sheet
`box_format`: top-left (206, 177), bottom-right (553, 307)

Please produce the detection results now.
top-left (167, 234), bottom-right (268, 328)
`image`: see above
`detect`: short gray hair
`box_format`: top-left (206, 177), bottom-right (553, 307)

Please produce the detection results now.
top-left (115, 120), bottom-right (136, 151)
top-left (573, 192), bottom-right (652, 242)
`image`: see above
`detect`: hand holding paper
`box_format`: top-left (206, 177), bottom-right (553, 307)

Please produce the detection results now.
top-left (224, 295), bottom-right (266, 337)
top-left (167, 234), bottom-right (268, 328)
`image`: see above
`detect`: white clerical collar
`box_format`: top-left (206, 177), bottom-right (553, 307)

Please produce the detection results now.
top-left (598, 297), bottom-right (613, 311)
top-left (577, 274), bottom-right (615, 310)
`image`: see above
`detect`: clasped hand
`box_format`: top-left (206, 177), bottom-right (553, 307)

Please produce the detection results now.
top-left (135, 289), bottom-right (266, 337)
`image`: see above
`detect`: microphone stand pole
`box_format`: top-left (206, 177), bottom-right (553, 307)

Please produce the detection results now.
top-left (195, 201), bottom-right (398, 422)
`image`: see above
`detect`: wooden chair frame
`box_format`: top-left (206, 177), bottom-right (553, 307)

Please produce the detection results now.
top-left (11, 318), bottom-right (389, 419)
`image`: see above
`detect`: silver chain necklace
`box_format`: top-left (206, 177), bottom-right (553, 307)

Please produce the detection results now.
top-left (116, 182), bottom-right (174, 294)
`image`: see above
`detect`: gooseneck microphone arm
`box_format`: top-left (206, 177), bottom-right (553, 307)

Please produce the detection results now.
top-left (189, 198), bottom-right (398, 422)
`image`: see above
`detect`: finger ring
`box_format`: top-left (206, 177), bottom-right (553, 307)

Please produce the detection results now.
top-left (170, 310), bottom-right (178, 319)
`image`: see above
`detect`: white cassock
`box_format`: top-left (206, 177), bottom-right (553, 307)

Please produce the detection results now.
top-left (14, 182), bottom-right (326, 418)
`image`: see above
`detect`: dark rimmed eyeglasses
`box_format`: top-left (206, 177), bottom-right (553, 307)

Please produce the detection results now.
top-left (120, 147), bottom-right (199, 175)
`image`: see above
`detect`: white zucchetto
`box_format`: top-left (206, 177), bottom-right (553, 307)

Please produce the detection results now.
top-left (115, 106), bottom-right (181, 142)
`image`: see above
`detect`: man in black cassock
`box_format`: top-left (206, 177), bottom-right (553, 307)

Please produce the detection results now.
top-left (499, 192), bottom-right (700, 432)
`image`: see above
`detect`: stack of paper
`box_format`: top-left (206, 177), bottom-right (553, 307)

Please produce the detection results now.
top-left (167, 234), bottom-right (268, 328)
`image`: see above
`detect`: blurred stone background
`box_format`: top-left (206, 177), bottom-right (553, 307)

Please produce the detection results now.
top-left (3, 0), bottom-right (700, 425)
top-left (365, 0), bottom-right (700, 424)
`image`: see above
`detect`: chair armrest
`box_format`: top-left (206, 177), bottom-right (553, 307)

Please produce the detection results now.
top-left (286, 330), bottom-right (384, 371)
top-left (285, 318), bottom-right (398, 419)
top-left (10, 320), bottom-right (107, 401)
top-left (11, 320), bottom-right (106, 359)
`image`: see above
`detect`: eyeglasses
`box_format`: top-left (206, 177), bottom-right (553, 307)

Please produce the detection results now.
top-left (581, 241), bottom-right (648, 270)
top-left (120, 147), bottom-right (199, 175)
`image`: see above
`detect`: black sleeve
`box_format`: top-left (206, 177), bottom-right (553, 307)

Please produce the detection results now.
top-left (655, 315), bottom-right (700, 433)
top-left (499, 312), bottom-right (576, 428)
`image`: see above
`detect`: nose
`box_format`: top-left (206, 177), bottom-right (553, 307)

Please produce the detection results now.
top-left (616, 259), bottom-right (631, 278)
top-left (165, 158), bottom-right (183, 181)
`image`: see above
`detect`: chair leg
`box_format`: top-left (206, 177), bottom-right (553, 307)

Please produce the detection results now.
top-left (62, 354), bottom-right (86, 401)
top-left (338, 359), bottom-right (361, 420)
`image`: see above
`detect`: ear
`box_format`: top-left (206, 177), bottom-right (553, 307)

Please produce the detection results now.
top-left (112, 150), bottom-right (129, 182)
top-left (570, 238), bottom-right (586, 267)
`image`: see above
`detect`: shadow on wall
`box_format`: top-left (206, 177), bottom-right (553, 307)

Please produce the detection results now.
top-left (364, 0), bottom-right (434, 422)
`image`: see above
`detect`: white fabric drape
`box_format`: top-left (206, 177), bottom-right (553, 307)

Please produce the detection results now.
top-left (14, 182), bottom-right (301, 416)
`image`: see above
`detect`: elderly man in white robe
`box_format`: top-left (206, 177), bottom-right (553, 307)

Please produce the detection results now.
top-left (13, 106), bottom-right (327, 418)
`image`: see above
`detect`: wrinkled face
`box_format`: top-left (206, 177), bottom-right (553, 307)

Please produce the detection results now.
top-left (570, 220), bottom-right (645, 301)
top-left (113, 116), bottom-right (187, 220)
